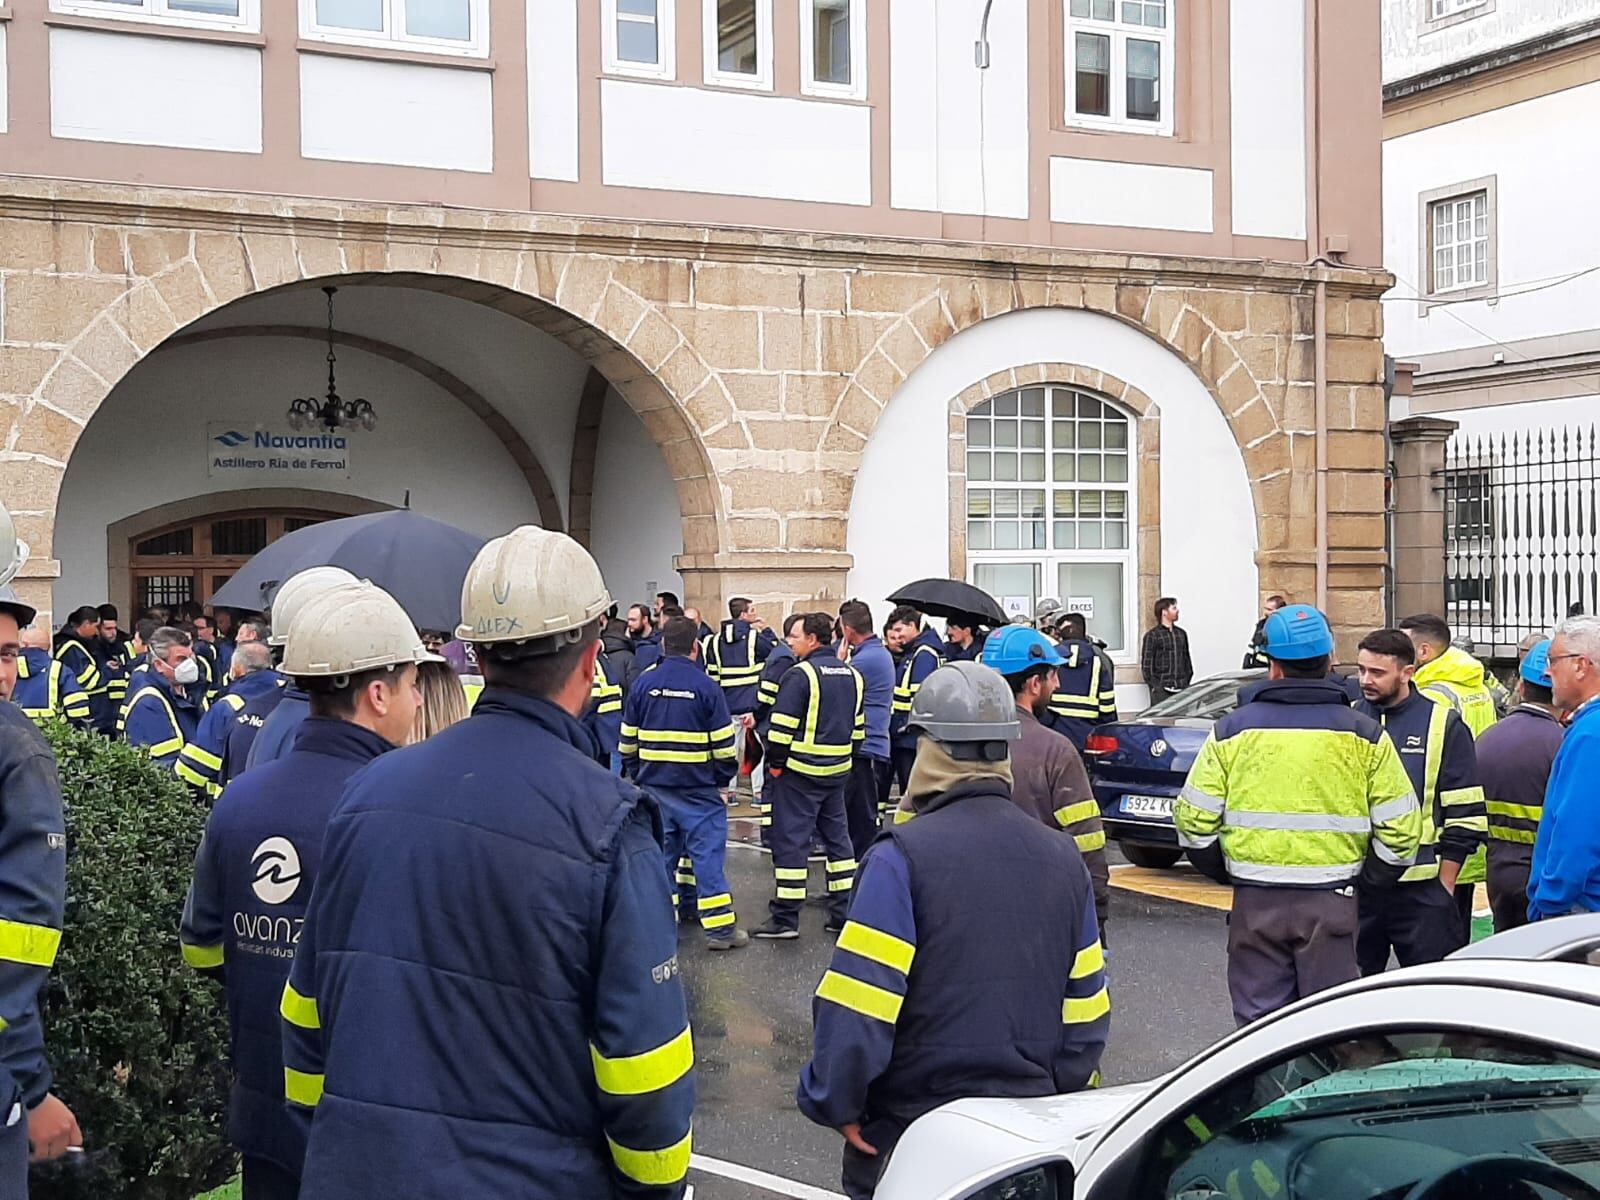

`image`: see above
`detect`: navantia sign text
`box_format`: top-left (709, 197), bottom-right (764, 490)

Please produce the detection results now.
top-left (208, 424), bottom-right (352, 479)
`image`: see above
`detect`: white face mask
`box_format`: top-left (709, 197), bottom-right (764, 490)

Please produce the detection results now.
top-left (172, 657), bottom-right (200, 686)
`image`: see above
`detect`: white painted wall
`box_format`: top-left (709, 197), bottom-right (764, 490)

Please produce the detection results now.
top-left (49, 28), bottom-right (262, 153)
top-left (888, 0), bottom-right (1029, 218)
top-left (1383, 0), bottom-right (1598, 84)
top-left (0, 26), bottom-right (9, 135)
top-left (300, 54), bottom-right (493, 173)
top-left (590, 390), bottom-right (684, 607)
top-left (1382, 80), bottom-right (1600, 359)
top-left (600, 79), bottom-right (871, 204)
top-left (528, 0), bottom-right (579, 181)
top-left (1050, 158), bottom-right (1214, 233)
top-left (846, 308), bottom-right (1257, 708)
top-left (1230, 0), bottom-right (1307, 240)
top-left (54, 339), bottom-right (538, 608)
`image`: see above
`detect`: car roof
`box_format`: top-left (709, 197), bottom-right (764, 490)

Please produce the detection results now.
top-left (1450, 912), bottom-right (1600, 962)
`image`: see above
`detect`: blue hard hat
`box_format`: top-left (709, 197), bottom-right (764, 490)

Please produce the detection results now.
top-left (1521, 639), bottom-right (1553, 688)
top-left (981, 624), bottom-right (1066, 676)
top-left (1263, 605), bottom-right (1335, 660)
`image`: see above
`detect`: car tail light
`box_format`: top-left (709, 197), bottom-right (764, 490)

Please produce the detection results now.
top-left (1085, 733), bottom-right (1119, 756)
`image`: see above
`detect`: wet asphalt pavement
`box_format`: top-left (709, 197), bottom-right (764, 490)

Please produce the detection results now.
top-left (680, 826), bottom-right (1237, 1198)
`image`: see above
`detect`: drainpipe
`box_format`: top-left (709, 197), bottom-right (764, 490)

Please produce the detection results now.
top-left (1315, 278), bottom-right (1329, 612)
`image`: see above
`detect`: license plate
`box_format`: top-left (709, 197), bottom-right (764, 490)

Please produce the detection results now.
top-left (1120, 794), bottom-right (1174, 818)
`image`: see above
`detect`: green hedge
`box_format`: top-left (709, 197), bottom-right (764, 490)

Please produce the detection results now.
top-left (29, 722), bottom-right (235, 1200)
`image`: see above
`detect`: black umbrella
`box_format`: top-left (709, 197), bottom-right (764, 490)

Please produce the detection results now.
top-left (887, 578), bottom-right (1007, 627)
top-left (208, 510), bottom-right (487, 633)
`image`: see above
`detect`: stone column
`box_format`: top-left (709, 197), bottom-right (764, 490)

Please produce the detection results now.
top-left (1390, 415), bottom-right (1458, 620)
top-left (676, 550), bottom-right (854, 622)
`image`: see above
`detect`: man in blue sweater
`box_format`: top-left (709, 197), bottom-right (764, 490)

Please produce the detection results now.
top-left (1530, 617), bottom-right (1600, 920)
top-left (839, 600), bottom-right (893, 859)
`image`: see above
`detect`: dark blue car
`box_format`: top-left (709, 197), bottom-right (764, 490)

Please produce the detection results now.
top-left (1085, 670), bottom-right (1264, 869)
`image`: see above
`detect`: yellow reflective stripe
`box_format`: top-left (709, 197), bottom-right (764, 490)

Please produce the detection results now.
top-left (181, 744), bottom-right (224, 770)
top-left (1074, 830), bottom-right (1107, 853)
top-left (145, 736), bottom-right (186, 758)
top-left (775, 867), bottom-right (809, 880)
top-left (788, 759), bottom-right (854, 778)
top-left (836, 921), bottom-right (915, 974)
top-left (181, 940), bottom-right (223, 970)
top-left (595, 699), bottom-right (622, 714)
top-left (620, 722), bottom-right (639, 737)
top-left (280, 982), bottom-right (320, 1030)
top-left (767, 731), bottom-right (794, 746)
top-left (893, 807), bottom-right (916, 825)
top-left (62, 694), bottom-right (92, 717)
top-left (777, 886), bottom-right (809, 899)
top-left (1071, 941), bottom-right (1105, 980)
top-left (1490, 827), bottom-right (1538, 844)
top-left (697, 893), bottom-right (732, 911)
top-left (175, 762), bottom-right (212, 789)
top-left (710, 723), bottom-right (737, 741)
top-left (826, 859), bottom-right (857, 873)
top-left (284, 1067), bottom-right (324, 1108)
top-left (1487, 800), bottom-right (1541, 821)
top-left (1055, 799), bottom-right (1099, 826)
top-left (638, 748), bottom-right (714, 763)
top-left (827, 876), bottom-right (855, 892)
top-left (702, 911), bottom-right (737, 929)
top-left (1063, 987), bottom-right (1110, 1024)
top-left (0, 918), bottom-right (61, 968)
top-left (638, 729), bottom-right (713, 744)
top-left (792, 740), bottom-right (854, 755)
top-left (591, 1026), bottom-right (693, 1096)
top-left (712, 745), bottom-right (739, 760)
top-left (607, 1129), bottom-right (692, 1186)
top-left (816, 969), bottom-right (904, 1024)
top-left (769, 712), bottom-right (800, 728)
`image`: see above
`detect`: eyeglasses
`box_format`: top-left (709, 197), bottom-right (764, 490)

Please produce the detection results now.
top-left (1548, 653), bottom-right (1589, 666)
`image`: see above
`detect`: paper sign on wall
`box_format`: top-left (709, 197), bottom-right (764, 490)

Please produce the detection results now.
top-left (1001, 595), bottom-right (1031, 618)
top-left (1067, 596), bottom-right (1096, 618)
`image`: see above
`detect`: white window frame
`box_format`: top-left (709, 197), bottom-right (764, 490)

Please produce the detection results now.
top-left (1064, 0), bottom-right (1174, 138)
top-left (602, 0), bottom-right (677, 81)
top-left (964, 386), bottom-right (1139, 661)
top-left (800, 0), bottom-right (866, 101)
top-left (298, 0), bottom-right (489, 59)
top-left (50, 0), bottom-right (259, 33)
top-left (703, 0), bottom-right (774, 92)
top-left (1418, 176), bottom-right (1497, 303)
top-left (1419, 0), bottom-right (1495, 34)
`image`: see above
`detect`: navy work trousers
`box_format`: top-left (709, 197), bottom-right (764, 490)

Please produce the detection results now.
top-left (767, 770), bottom-right (854, 930)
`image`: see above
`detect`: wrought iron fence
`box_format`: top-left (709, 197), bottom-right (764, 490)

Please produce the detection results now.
top-left (1443, 425), bottom-right (1599, 661)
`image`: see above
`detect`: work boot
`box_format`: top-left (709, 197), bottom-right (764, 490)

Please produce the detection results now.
top-left (707, 928), bottom-right (750, 951)
top-left (752, 919), bottom-right (799, 941)
top-left (824, 917), bottom-right (846, 934)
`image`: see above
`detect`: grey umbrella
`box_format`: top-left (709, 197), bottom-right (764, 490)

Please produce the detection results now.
top-left (208, 510), bottom-right (487, 633)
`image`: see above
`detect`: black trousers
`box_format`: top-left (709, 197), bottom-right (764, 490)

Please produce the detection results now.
top-left (1228, 885), bottom-right (1358, 1027)
top-left (890, 745), bottom-right (916, 798)
top-left (1357, 878), bottom-right (1466, 976)
top-left (1488, 855), bottom-right (1532, 933)
top-left (242, 1156), bottom-right (301, 1200)
top-left (1454, 883), bottom-right (1477, 942)
top-left (846, 756), bottom-right (890, 860)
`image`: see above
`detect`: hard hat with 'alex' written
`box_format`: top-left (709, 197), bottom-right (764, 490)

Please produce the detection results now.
top-left (267, 566), bottom-right (360, 647)
top-left (282, 581), bottom-right (441, 677)
top-left (457, 525), bottom-right (612, 650)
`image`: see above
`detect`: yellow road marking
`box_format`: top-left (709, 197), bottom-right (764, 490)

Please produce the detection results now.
top-left (1111, 865), bottom-right (1233, 911)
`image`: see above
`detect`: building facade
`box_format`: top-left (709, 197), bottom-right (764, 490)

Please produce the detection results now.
top-left (0, 0), bottom-right (1387, 699)
top-left (1383, 0), bottom-right (1600, 655)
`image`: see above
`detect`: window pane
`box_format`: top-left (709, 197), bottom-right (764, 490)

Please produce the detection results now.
top-left (136, 527), bottom-right (195, 557)
top-left (973, 563), bottom-right (1039, 612)
top-left (1051, 389), bottom-right (1074, 418)
top-left (717, 0), bottom-right (759, 73)
top-left (1121, 1), bottom-right (1140, 21)
top-left (1053, 421), bottom-right (1076, 450)
top-left (1021, 420), bottom-right (1045, 449)
top-left (1105, 454), bottom-right (1129, 483)
top-left (1021, 388), bottom-right (1046, 418)
top-left (967, 453), bottom-right (991, 482)
top-left (1054, 522), bottom-right (1077, 549)
top-left (1075, 33), bottom-right (1110, 117)
top-left (1105, 420), bottom-right (1128, 449)
top-left (1057, 562), bottom-right (1125, 650)
top-left (968, 489), bottom-right (992, 518)
top-left (1081, 524), bottom-right (1103, 549)
top-left (1080, 422), bottom-right (1102, 450)
top-left (995, 420), bottom-right (1019, 448)
top-left (996, 523), bottom-right (1021, 550)
top-left (994, 491), bottom-right (1020, 518)
top-left (1081, 491), bottom-right (1103, 517)
top-left (1127, 38), bottom-right (1161, 122)
top-left (1141, 0), bottom-right (1166, 27)
top-left (317, 0), bottom-right (383, 31)
top-left (994, 391), bottom-right (1018, 417)
top-left (407, 0), bottom-right (470, 39)
top-left (1107, 521), bottom-right (1128, 549)
top-left (1070, 0), bottom-right (1090, 15)
top-left (617, 18), bottom-right (660, 61)
top-left (968, 522), bottom-right (992, 550)
top-left (969, 421), bottom-right (991, 448)
top-left (1054, 454), bottom-right (1077, 482)
top-left (1093, 0), bottom-right (1113, 17)
top-left (1054, 492), bottom-right (1076, 517)
top-left (1021, 454), bottom-right (1046, 482)
top-left (1106, 492), bottom-right (1127, 518)
top-left (1077, 395), bottom-right (1103, 419)
top-left (171, 0), bottom-right (242, 14)
top-left (211, 517), bottom-right (268, 556)
top-left (1021, 490), bottom-right (1047, 519)
top-left (1081, 455), bottom-right (1103, 482)
top-left (812, 0), bottom-right (851, 84)
top-left (619, 0), bottom-right (658, 10)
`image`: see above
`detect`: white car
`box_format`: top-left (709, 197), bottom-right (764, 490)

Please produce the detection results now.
top-left (877, 917), bottom-right (1600, 1200)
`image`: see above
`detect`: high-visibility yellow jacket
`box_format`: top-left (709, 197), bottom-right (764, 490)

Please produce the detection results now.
top-left (1415, 646), bottom-right (1499, 883)
top-left (1176, 678), bottom-right (1422, 888)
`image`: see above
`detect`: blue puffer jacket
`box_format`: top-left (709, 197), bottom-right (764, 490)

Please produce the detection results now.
top-left (180, 718), bottom-right (397, 1177)
top-left (282, 688), bottom-right (695, 1198)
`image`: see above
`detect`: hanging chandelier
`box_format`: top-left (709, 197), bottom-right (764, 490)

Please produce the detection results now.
top-left (287, 286), bottom-right (376, 432)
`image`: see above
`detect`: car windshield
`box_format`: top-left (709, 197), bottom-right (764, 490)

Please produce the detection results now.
top-left (1139, 675), bottom-right (1255, 721)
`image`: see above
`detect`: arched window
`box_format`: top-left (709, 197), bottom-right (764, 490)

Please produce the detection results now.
top-left (128, 508), bottom-right (337, 616)
top-left (965, 385), bottom-right (1135, 653)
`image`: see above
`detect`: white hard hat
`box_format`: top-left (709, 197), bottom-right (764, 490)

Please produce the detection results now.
top-left (0, 502), bottom-right (30, 589)
top-left (267, 566), bottom-right (359, 647)
top-left (282, 581), bottom-right (441, 677)
top-left (457, 525), bottom-right (611, 649)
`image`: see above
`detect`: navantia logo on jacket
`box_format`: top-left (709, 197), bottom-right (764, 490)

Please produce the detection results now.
top-left (250, 837), bottom-right (303, 905)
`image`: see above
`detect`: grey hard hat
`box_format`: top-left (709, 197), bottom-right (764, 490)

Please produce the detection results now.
top-left (0, 585), bottom-right (36, 627)
top-left (1035, 596), bottom-right (1064, 621)
top-left (905, 661), bottom-right (1021, 743)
